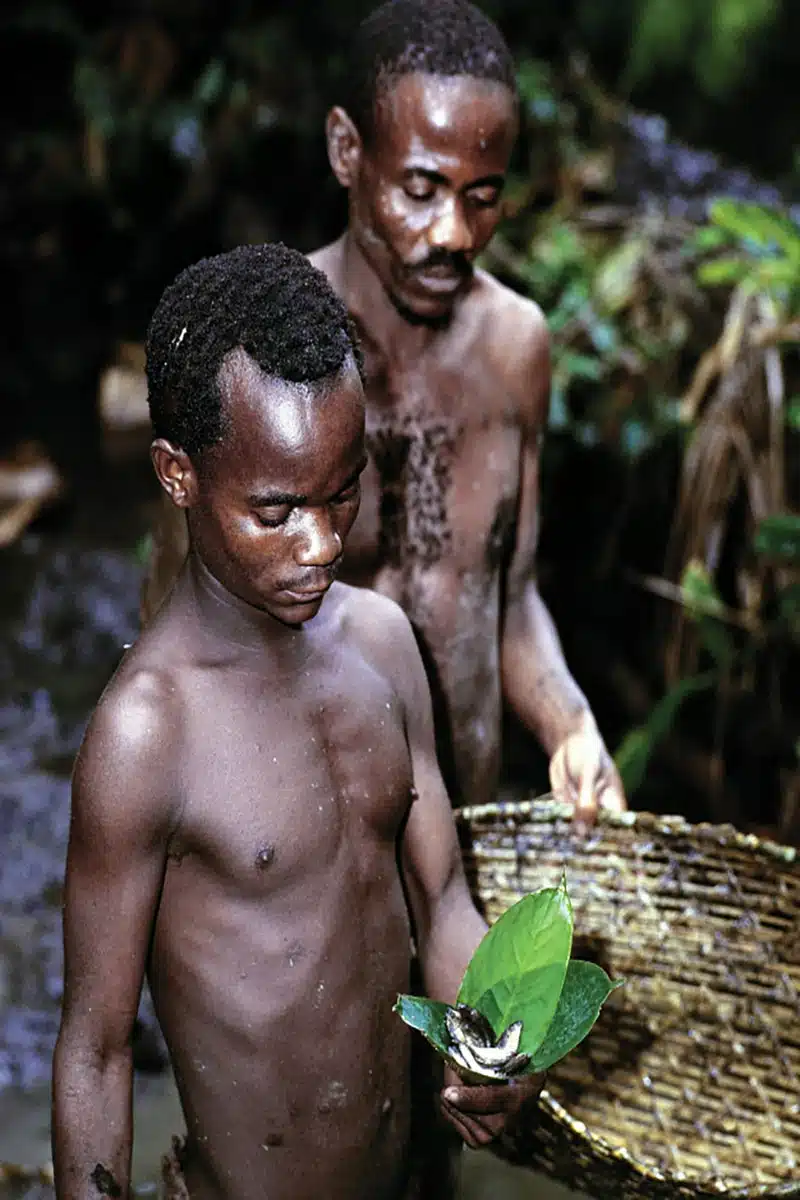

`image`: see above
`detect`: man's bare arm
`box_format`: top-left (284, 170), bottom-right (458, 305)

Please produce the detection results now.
top-left (353, 592), bottom-right (486, 999)
top-left (499, 302), bottom-right (626, 816)
top-left (52, 671), bottom-right (179, 1200)
top-left (368, 600), bottom-right (544, 1147)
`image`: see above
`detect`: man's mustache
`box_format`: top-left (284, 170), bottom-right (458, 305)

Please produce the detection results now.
top-left (407, 249), bottom-right (472, 277)
top-left (282, 557), bottom-right (342, 593)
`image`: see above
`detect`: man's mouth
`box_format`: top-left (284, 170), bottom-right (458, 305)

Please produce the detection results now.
top-left (409, 258), bottom-right (472, 295)
top-left (280, 577), bottom-right (336, 603)
top-left (413, 270), bottom-right (464, 294)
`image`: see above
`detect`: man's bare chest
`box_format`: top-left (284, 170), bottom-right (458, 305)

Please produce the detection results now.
top-left (171, 654), bottom-right (413, 893)
top-left (346, 362), bottom-right (523, 574)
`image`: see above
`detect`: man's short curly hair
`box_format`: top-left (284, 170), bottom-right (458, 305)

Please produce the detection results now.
top-left (346, 0), bottom-right (517, 138)
top-left (145, 242), bottom-right (363, 456)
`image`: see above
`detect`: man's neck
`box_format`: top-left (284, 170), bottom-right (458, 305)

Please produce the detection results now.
top-left (333, 231), bottom-right (448, 360)
top-left (186, 552), bottom-right (320, 669)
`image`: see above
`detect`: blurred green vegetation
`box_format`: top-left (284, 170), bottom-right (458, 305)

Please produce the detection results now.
top-left (1, 0), bottom-right (798, 834)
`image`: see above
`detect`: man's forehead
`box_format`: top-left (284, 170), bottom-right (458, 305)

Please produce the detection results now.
top-left (214, 349), bottom-right (364, 463)
top-left (373, 72), bottom-right (517, 156)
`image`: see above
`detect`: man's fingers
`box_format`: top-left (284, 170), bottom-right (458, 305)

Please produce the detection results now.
top-left (548, 748), bottom-right (572, 804)
top-left (440, 1099), bottom-right (492, 1149)
top-left (444, 1082), bottom-right (520, 1115)
top-left (598, 767), bottom-right (627, 814)
top-left (441, 1074), bottom-right (545, 1147)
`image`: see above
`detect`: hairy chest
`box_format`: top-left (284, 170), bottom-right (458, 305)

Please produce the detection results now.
top-left (345, 353), bottom-right (523, 576)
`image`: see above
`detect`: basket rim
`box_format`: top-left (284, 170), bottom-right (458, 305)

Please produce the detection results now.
top-left (455, 797), bottom-right (797, 866)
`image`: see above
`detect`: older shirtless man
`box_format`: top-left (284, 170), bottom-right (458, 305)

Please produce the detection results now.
top-left (141, 0), bottom-right (625, 822)
top-left (52, 244), bottom-right (541, 1200)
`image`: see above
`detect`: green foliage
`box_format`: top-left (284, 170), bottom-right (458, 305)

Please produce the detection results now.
top-left (680, 559), bottom-right (736, 668)
top-left (615, 672), bottom-right (717, 795)
top-left (458, 878), bottom-right (573, 1053)
top-left (529, 960), bottom-right (624, 1072)
top-left (627, 0), bottom-right (780, 97)
top-left (395, 879), bottom-right (622, 1080)
top-left (616, 542), bottom-right (799, 798)
top-left (391, 995), bottom-right (455, 1063)
top-left (695, 200), bottom-right (800, 306)
top-left (753, 514), bottom-right (800, 561)
top-left (491, 207), bottom-right (686, 454)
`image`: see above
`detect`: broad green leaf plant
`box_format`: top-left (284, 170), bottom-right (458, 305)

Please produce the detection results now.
top-left (394, 876), bottom-right (622, 1084)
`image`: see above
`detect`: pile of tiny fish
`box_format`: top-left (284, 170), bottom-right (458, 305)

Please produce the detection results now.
top-left (445, 1005), bottom-right (531, 1082)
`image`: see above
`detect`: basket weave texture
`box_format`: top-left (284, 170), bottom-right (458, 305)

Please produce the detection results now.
top-left (456, 799), bottom-right (800, 1199)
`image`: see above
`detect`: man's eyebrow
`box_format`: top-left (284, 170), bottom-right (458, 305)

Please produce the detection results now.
top-left (467, 173), bottom-right (506, 190)
top-left (337, 456), bottom-right (369, 492)
top-left (404, 167), bottom-right (505, 190)
top-left (248, 489), bottom-right (305, 508)
top-left (248, 458), bottom-right (367, 508)
top-left (404, 166), bottom-right (450, 186)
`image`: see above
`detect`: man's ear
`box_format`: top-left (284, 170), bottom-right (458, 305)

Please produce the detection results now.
top-left (150, 439), bottom-right (197, 509)
top-left (326, 106), bottom-right (363, 188)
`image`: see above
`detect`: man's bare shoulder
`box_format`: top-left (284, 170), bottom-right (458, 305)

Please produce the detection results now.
top-left (470, 269), bottom-right (551, 423)
top-left (473, 269), bottom-right (548, 359)
top-left (74, 644), bottom-right (183, 814)
top-left (331, 583), bottom-right (418, 674)
top-left (308, 238), bottom-right (345, 291)
top-left (333, 580), bottom-right (411, 639)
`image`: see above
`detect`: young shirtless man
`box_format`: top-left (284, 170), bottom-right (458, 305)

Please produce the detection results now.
top-left (52, 244), bottom-right (542, 1200)
top-left (141, 0), bottom-right (626, 824)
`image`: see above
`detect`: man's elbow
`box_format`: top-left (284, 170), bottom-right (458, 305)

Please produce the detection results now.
top-left (54, 1015), bottom-right (134, 1081)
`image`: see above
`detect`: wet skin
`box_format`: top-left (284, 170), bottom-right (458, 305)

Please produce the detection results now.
top-left (140, 73), bottom-right (625, 818)
top-left (53, 354), bottom-right (541, 1200)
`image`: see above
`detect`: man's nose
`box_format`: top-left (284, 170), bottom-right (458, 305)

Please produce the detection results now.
top-left (428, 197), bottom-right (474, 255)
top-left (294, 509), bottom-right (342, 567)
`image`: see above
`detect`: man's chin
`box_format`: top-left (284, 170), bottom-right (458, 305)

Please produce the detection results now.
top-left (271, 593), bottom-right (327, 627)
top-left (389, 289), bottom-right (457, 329)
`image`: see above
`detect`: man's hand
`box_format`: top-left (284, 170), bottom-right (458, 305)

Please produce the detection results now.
top-left (549, 711), bottom-right (627, 826)
top-left (439, 1065), bottom-right (545, 1149)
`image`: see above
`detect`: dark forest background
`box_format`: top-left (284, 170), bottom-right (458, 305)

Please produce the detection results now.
top-left (2, 0), bottom-right (799, 834)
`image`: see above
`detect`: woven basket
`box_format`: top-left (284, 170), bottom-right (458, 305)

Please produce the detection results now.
top-left (456, 799), bottom-right (800, 1200)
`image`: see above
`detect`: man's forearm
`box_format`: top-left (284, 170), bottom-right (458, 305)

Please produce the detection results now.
top-left (52, 1037), bottom-right (134, 1200)
top-left (501, 582), bottom-right (593, 758)
top-left (419, 875), bottom-right (488, 1005)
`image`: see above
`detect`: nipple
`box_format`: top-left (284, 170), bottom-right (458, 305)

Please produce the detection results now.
top-left (255, 844), bottom-right (276, 870)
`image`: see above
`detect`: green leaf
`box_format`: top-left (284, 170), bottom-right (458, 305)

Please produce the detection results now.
top-left (457, 878), bottom-right (573, 1047)
top-left (681, 559), bottom-right (726, 618)
top-left (779, 582), bottom-right (800, 626)
top-left (696, 257), bottom-right (748, 287)
top-left (786, 399), bottom-right (800, 431)
top-left (614, 671), bottom-right (717, 795)
top-left (475, 963), bottom-right (567, 1057)
top-left (614, 728), bottom-right (652, 797)
top-left (593, 238), bottom-right (645, 314)
top-left (558, 350), bottom-right (605, 383)
top-left (393, 995), bottom-right (452, 1059)
top-left (529, 960), bottom-right (623, 1072)
top-left (680, 561), bottom-right (735, 666)
top-left (709, 200), bottom-right (800, 260)
top-left (753, 513), bottom-right (800, 561)
top-left (697, 618), bottom-right (735, 669)
top-left (690, 225), bottom-right (730, 252)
